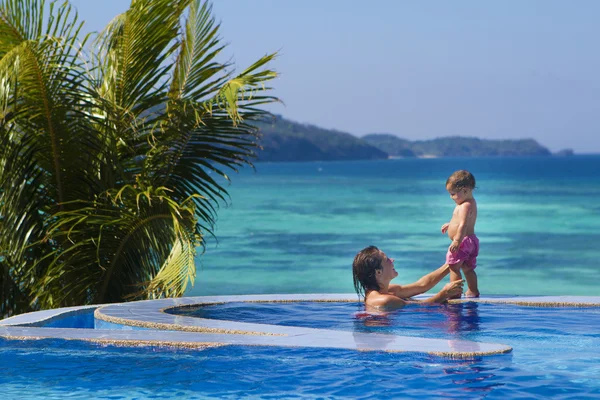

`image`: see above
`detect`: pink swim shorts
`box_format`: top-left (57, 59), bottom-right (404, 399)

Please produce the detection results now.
top-left (446, 234), bottom-right (479, 269)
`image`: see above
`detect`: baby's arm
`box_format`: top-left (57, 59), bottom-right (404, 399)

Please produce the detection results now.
top-left (441, 222), bottom-right (450, 234)
top-left (448, 202), bottom-right (472, 252)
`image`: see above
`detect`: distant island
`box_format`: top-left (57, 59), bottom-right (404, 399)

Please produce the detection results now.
top-left (362, 134), bottom-right (553, 158)
top-left (254, 116), bottom-right (387, 162)
top-left (253, 116), bottom-right (570, 162)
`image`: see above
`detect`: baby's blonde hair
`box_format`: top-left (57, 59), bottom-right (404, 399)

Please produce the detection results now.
top-left (446, 170), bottom-right (476, 190)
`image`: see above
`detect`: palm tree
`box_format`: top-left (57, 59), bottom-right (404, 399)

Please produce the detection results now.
top-left (0, 0), bottom-right (277, 317)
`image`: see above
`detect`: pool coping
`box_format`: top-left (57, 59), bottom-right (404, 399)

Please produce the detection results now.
top-left (2, 294), bottom-right (599, 358)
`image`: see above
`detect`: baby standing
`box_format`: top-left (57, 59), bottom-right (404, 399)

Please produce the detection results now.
top-left (441, 170), bottom-right (480, 298)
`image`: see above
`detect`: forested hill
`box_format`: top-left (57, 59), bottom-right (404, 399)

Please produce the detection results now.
top-left (254, 116), bottom-right (387, 162)
top-left (253, 116), bottom-right (555, 162)
top-left (362, 134), bottom-right (553, 157)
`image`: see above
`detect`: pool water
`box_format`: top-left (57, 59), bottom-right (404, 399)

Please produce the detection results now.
top-left (2, 337), bottom-right (595, 400)
top-left (168, 301), bottom-right (600, 398)
top-left (2, 301), bottom-right (599, 399)
top-left (39, 309), bottom-right (96, 329)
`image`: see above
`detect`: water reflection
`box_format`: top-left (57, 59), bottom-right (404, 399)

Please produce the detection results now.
top-left (442, 361), bottom-right (505, 394)
top-left (443, 302), bottom-right (481, 334)
top-left (353, 301), bottom-right (482, 335)
top-left (353, 310), bottom-right (392, 327)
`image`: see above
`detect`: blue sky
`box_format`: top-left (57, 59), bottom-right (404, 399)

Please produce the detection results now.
top-left (70, 0), bottom-right (600, 153)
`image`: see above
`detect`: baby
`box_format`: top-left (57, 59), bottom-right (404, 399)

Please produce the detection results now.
top-left (441, 170), bottom-right (479, 298)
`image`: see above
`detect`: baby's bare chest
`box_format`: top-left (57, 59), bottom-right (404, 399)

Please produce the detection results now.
top-left (450, 205), bottom-right (477, 221)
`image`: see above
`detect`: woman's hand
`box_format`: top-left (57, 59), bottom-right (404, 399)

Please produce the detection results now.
top-left (419, 278), bottom-right (464, 304)
top-left (442, 280), bottom-right (464, 299)
top-left (441, 223), bottom-right (449, 234)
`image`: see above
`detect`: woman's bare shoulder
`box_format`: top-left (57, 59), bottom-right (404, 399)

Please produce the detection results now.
top-left (365, 291), bottom-right (407, 309)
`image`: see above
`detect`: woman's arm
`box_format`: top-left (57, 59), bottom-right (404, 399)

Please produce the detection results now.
top-left (388, 263), bottom-right (452, 298)
top-left (368, 280), bottom-right (464, 309)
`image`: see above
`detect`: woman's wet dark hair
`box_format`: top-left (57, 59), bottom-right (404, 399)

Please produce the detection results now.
top-left (446, 170), bottom-right (476, 191)
top-left (352, 245), bottom-right (384, 300)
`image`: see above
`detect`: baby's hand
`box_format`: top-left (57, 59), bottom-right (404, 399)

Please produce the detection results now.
top-left (449, 240), bottom-right (460, 253)
top-left (441, 223), bottom-right (449, 234)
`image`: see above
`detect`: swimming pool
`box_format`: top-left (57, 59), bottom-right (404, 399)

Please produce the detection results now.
top-left (1, 294), bottom-right (599, 399)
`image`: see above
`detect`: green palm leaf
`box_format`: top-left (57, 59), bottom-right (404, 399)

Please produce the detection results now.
top-left (32, 184), bottom-right (201, 306)
top-left (0, 0), bottom-right (278, 317)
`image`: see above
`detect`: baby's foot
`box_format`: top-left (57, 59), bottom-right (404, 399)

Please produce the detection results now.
top-left (465, 290), bottom-right (480, 298)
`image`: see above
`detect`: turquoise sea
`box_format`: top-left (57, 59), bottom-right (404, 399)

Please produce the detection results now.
top-left (190, 156), bottom-right (600, 297)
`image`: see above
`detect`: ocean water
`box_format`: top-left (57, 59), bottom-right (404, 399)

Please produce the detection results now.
top-left (190, 156), bottom-right (600, 297)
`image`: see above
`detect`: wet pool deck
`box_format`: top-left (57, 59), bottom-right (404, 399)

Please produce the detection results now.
top-left (2, 294), bottom-right (599, 358)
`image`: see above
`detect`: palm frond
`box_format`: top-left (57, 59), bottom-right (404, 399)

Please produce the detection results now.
top-left (94, 0), bottom-right (188, 111)
top-left (142, 1), bottom-right (278, 228)
top-left (0, 0), bottom-right (44, 53)
top-left (33, 184), bottom-right (201, 306)
top-left (0, 0), bottom-right (96, 204)
top-left (0, 0), bottom-right (278, 315)
top-left (214, 53), bottom-right (278, 125)
top-left (169, 0), bottom-right (228, 102)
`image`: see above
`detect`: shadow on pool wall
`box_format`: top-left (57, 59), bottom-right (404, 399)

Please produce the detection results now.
top-left (1, 294), bottom-right (599, 359)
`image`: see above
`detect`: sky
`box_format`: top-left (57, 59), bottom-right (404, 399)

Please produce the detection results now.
top-left (69, 0), bottom-right (600, 153)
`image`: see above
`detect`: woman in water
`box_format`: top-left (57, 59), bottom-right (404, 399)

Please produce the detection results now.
top-left (352, 245), bottom-right (463, 309)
